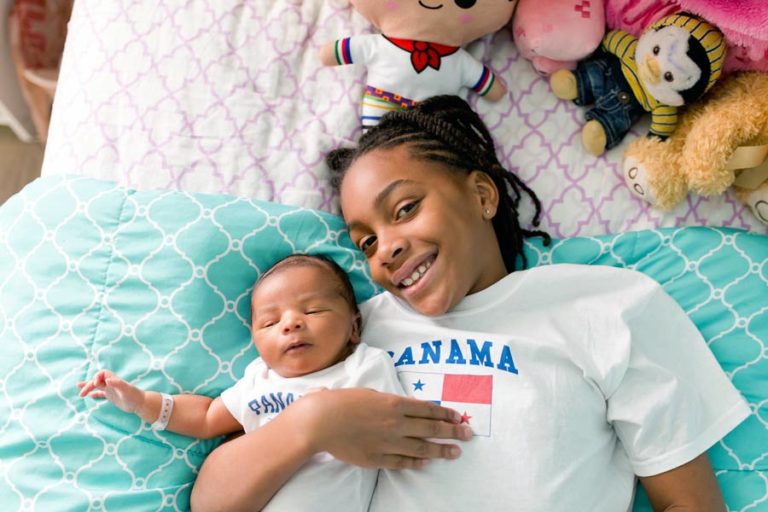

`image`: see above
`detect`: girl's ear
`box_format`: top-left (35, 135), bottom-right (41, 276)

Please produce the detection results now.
top-left (468, 170), bottom-right (500, 219)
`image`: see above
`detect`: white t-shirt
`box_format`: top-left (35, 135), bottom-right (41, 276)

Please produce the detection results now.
top-left (360, 264), bottom-right (750, 512)
top-left (220, 343), bottom-right (404, 512)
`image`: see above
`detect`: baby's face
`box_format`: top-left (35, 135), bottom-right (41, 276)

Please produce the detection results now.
top-left (352, 0), bottom-right (518, 46)
top-left (251, 265), bottom-right (359, 378)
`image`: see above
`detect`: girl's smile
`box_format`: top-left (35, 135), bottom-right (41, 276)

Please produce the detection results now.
top-left (340, 144), bottom-right (506, 316)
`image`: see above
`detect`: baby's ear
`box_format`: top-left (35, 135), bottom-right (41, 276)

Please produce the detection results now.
top-left (350, 313), bottom-right (362, 344)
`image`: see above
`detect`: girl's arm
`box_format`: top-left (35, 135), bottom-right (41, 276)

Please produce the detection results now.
top-left (190, 387), bottom-right (472, 512)
top-left (639, 454), bottom-right (726, 512)
top-left (78, 370), bottom-right (241, 439)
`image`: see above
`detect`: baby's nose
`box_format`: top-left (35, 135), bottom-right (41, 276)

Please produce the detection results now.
top-left (281, 315), bottom-right (304, 334)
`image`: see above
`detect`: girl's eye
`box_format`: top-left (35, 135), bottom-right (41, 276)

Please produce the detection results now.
top-left (261, 321), bottom-right (276, 328)
top-left (395, 201), bottom-right (418, 220)
top-left (454, 0), bottom-right (476, 8)
top-left (653, 45), bottom-right (660, 55)
top-left (664, 71), bottom-right (674, 82)
top-left (359, 236), bottom-right (377, 253)
top-left (306, 309), bottom-right (327, 315)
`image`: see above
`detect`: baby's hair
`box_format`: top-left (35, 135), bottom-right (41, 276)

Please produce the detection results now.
top-left (327, 95), bottom-right (551, 272)
top-left (253, 254), bottom-right (359, 316)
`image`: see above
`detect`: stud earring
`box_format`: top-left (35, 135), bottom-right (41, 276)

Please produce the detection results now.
top-left (484, 208), bottom-right (491, 215)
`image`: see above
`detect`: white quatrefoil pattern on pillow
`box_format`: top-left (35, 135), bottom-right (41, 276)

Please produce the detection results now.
top-left (0, 176), bottom-right (766, 511)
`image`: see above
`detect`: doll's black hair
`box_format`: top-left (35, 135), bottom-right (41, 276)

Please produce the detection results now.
top-left (327, 95), bottom-right (550, 272)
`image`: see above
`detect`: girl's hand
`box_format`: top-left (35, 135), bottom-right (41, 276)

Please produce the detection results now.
top-left (77, 370), bottom-right (145, 413)
top-left (190, 387), bottom-right (470, 511)
top-left (296, 387), bottom-right (472, 470)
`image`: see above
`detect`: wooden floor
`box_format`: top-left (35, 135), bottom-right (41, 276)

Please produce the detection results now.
top-left (0, 126), bottom-right (44, 205)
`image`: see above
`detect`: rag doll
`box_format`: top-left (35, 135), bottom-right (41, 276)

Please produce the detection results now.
top-left (319, 0), bottom-right (516, 129)
top-left (549, 12), bottom-right (725, 156)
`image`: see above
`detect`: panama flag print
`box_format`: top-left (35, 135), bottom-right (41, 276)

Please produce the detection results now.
top-left (400, 371), bottom-right (493, 436)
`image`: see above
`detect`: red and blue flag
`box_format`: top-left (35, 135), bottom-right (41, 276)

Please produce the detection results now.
top-left (400, 372), bottom-right (493, 436)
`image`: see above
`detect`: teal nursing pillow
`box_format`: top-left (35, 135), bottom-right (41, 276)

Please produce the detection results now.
top-left (0, 176), bottom-right (377, 510)
top-left (0, 176), bottom-right (765, 511)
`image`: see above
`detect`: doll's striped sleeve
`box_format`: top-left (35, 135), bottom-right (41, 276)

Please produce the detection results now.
top-left (333, 38), bottom-right (354, 65)
top-left (458, 50), bottom-right (496, 97)
top-left (649, 105), bottom-right (678, 139)
top-left (472, 66), bottom-right (496, 96)
top-left (331, 35), bottom-right (377, 67)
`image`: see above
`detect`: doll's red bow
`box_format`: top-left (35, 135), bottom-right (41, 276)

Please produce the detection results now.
top-left (385, 36), bottom-right (459, 73)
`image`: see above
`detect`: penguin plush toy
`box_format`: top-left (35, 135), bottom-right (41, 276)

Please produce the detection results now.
top-left (549, 13), bottom-right (725, 156)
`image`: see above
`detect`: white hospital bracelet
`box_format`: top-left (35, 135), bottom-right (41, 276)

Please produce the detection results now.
top-left (151, 393), bottom-right (174, 431)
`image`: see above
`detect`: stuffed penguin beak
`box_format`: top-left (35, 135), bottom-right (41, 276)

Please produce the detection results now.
top-left (640, 55), bottom-right (661, 86)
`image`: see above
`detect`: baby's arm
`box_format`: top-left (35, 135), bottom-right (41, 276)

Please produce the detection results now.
top-left (78, 370), bottom-right (241, 439)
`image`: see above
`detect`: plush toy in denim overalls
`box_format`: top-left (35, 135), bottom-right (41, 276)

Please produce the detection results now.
top-left (549, 12), bottom-right (725, 156)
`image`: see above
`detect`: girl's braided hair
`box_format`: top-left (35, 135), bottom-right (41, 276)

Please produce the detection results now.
top-left (327, 95), bottom-right (551, 272)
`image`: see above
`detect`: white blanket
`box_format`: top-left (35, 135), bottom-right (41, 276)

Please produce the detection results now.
top-left (42, 0), bottom-right (767, 237)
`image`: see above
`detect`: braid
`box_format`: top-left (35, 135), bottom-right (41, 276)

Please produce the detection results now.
top-left (327, 95), bottom-right (550, 272)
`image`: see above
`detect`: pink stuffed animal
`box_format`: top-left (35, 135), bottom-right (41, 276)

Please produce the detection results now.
top-left (512, 0), bottom-right (605, 75)
top-left (513, 0), bottom-right (768, 78)
top-left (320, 0), bottom-right (517, 129)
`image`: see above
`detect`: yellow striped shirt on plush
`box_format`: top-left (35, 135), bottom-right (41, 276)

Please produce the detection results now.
top-left (601, 30), bottom-right (679, 138)
top-left (602, 31), bottom-right (657, 111)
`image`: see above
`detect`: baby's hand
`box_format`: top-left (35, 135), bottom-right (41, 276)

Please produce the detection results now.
top-left (77, 370), bottom-right (145, 413)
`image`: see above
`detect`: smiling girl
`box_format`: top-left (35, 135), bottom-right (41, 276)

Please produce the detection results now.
top-left (191, 96), bottom-right (749, 512)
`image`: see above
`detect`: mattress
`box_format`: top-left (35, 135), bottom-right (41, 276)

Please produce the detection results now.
top-left (41, 0), bottom-right (768, 238)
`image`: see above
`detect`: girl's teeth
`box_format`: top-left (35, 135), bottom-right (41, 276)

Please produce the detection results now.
top-left (401, 260), bottom-right (433, 288)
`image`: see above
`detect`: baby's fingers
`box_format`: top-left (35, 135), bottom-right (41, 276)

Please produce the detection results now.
top-left (77, 370), bottom-right (114, 397)
top-left (78, 380), bottom-right (102, 397)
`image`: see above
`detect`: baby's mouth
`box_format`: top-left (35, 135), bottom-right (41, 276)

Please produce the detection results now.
top-left (285, 342), bottom-right (310, 353)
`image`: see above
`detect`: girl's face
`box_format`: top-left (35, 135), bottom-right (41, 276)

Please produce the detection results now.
top-left (340, 145), bottom-right (507, 316)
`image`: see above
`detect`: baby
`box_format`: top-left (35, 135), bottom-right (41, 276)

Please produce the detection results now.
top-left (79, 254), bottom-right (404, 511)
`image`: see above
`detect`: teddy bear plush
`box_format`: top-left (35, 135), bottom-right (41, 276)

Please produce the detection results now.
top-left (549, 12), bottom-right (726, 156)
top-left (319, 0), bottom-right (516, 129)
top-left (622, 71), bottom-right (768, 226)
